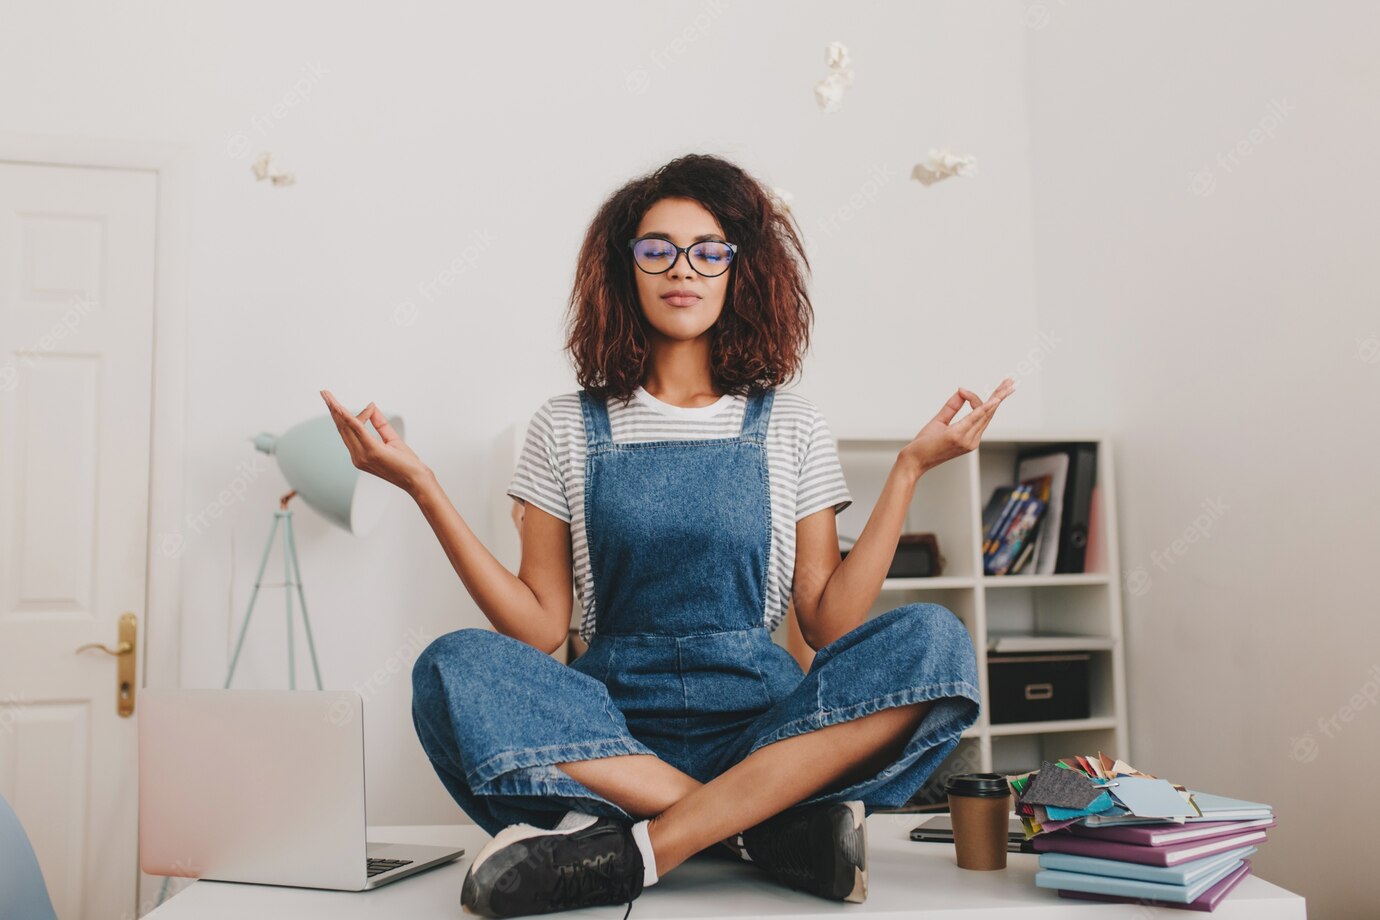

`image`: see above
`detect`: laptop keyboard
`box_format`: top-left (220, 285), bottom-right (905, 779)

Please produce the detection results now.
top-left (367, 857), bottom-right (414, 877)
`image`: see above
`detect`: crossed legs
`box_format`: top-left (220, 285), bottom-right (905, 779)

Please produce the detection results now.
top-left (556, 697), bottom-right (934, 876)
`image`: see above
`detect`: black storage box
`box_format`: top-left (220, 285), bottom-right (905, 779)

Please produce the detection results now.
top-left (986, 652), bottom-right (1090, 724)
top-left (840, 533), bottom-right (944, 578)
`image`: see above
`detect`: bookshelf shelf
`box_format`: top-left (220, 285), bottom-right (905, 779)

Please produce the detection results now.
top-left (880, 576), bottom-right (977, 590)
top-left (986, 633), bottom-right (1117, 653)
top-left (827, 434), bottom-right (1129, 787)
top-left (986, 716), bottom-right (1120, 737)
top-left (982, 573), bottom-right (1110, 588)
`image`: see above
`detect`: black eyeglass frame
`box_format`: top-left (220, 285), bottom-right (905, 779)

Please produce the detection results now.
top-left (626, 236), bottom-right (739, 277)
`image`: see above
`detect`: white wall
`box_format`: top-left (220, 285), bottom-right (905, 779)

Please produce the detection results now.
top-left (1025, 3), bottom-right (1380, 917)
top-left (0, 0), bottom-right (1042, 827)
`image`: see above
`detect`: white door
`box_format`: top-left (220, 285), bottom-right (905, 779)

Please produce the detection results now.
top-left (0, 161), bottom-right (157, 919)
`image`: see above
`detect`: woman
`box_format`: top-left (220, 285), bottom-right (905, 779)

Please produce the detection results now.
top-left (321, 153), bottom-right (1014, 918)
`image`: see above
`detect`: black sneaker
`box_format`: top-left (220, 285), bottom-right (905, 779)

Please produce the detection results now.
top-left (692, 837), bottom-right (751, 863)
top-left (739, 799), bottom-right (867, 902)
top-left (460, 813), bottom-right (644, 918)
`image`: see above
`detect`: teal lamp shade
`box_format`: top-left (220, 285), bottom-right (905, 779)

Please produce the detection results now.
top-left (252, 412), bottom-right (405, 535)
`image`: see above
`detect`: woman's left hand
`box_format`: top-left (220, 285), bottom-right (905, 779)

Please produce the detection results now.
top-left (899, 377), bottom-right (1016, 477)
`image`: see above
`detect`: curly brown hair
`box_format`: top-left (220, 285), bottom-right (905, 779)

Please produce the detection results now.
top-left (564, 154), bottom-right (814, 402)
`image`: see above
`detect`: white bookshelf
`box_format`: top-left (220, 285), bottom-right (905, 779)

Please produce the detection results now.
top-left (810, 432), bottom-right (1129, 794)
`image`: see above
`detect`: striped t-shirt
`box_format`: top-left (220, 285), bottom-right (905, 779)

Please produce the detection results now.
top-left (507, 385), bottom-right (853, 642)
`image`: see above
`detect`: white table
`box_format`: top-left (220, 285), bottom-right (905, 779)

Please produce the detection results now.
top-left (144, 814), bottom-right (1306, 918)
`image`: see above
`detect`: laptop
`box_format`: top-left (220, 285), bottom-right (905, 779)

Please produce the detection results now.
top-left (910, 814), bottom-right (1036, 853)
top-left (139, 688), bottom-right (465, 890)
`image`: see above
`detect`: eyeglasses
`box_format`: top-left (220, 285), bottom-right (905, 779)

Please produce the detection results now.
top-left (627, 236), bottom-right (738, 277)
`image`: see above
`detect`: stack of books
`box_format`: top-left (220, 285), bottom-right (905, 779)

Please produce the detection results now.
top-left (1007, 753), bottom-right (1276, 912)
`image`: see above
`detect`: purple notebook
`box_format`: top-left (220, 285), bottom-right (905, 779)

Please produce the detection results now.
top-left (1032, 829), bottom-right (1268, 866)
top-left (1068, 817), bottom-right (1277, 847)
top-left (1059, 859), bottom-right (1252, 911)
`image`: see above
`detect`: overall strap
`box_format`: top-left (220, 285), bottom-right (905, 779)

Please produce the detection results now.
top-left (579, 389), bottom-right (613, 449)
top-left (739, 387), bottom-right (774, 441)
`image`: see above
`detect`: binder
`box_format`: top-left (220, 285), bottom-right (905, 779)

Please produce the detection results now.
top-left (1016, 443), bottom-right (1097, 573)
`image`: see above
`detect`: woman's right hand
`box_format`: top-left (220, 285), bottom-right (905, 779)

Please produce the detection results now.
top-left (320, 389), bottom-right (434, 496)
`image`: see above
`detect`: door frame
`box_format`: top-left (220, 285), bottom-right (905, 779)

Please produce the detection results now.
top-left (0, 132), bottom-right (192, 691)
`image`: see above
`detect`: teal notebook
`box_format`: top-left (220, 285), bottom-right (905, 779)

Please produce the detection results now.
top-left (1187, 791), bottom-right (1273, 820)
top-left (1035, 856), bottom-right (1244, 903)
top-left (1038, 844), bottom-right (1257, 886)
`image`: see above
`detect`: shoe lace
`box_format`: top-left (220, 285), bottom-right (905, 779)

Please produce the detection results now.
top-left (549, 851), bottom-right (639, 918)
top-left (748, 817), bottom-right (815, 884)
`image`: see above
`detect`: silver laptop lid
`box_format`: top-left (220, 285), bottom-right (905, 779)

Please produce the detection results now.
top-left (139, 688), bottom-right (368, 890)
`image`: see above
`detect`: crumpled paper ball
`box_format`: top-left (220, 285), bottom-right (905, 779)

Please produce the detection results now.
top-left (814, 41), bottom-right (855, 113)
top-left (911, 148), bottom-right (978, 186)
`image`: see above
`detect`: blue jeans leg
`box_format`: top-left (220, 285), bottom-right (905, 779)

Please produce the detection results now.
top-left (410, 628), bottom-right (659, 836)
top-left (711, 602), bottom-right (982, 814)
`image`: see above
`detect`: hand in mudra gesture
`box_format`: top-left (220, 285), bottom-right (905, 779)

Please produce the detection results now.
top-left (900, 377), bottom-right (1016, 476)
top-left (320, 389), bottom-right (432, 495)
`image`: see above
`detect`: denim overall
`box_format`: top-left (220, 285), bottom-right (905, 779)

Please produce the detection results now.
top-left (412, 387), bottom-right (981, 837)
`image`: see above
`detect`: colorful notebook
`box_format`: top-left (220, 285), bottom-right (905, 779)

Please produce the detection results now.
top-left (1038, 844), bottom-right (1256, 886)
top-left (1059, 859), bottom-right (1252, 911)
top-left (1036, 856), bottom-right (1243, 903)
top-left (1031, 828), bottom-right (1268, 866)
top-left (1187, 791), bottom-right (1274, 821)
top-left (1068, 816), bottom-right (1276, 846)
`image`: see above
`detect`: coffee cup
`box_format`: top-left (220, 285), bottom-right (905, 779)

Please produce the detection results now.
top-left (945, 773), bottom-right (1012, 870)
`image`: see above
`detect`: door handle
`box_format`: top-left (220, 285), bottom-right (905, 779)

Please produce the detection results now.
top-left (74, 640), bottom-right (133, 656)
top-left (75, 612), bottom-right (138, 717)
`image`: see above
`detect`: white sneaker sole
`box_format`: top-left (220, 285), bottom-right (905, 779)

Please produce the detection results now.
top-left (461, 813), bottom-right (600, 916)
top-left (839, 800), bottom-right (867, 903)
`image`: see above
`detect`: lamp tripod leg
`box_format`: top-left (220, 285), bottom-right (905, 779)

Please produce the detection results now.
top-left (284, 511), bottom-right (324, 690)
top-left (285, 511), bottom-right (296, 690)
top-left (225, 512), bottom-right (284, 689)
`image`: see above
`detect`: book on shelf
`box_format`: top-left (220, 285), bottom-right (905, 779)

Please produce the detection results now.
top-left (1009, 454), bottom-right (1067, 573)
top-left (1009, 533), bottom-right (1038, 574)
top-left (981, 483), bottom-right (1020, 556)
top-left (986, 498), bottom-right (1045, 575)
top-left (1016, 443), bottom-right (1098, 574)
top-left (981, 478), bottom-right (1049, 576)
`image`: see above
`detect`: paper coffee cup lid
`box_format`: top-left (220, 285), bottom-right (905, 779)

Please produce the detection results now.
top-left (945, 773), bottom-right (1011, 798)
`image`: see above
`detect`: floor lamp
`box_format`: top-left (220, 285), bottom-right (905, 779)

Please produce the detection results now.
top-left (157, 408), bottom-right (408, 908)
top-left (223, 410), bottom-right (405, 689)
